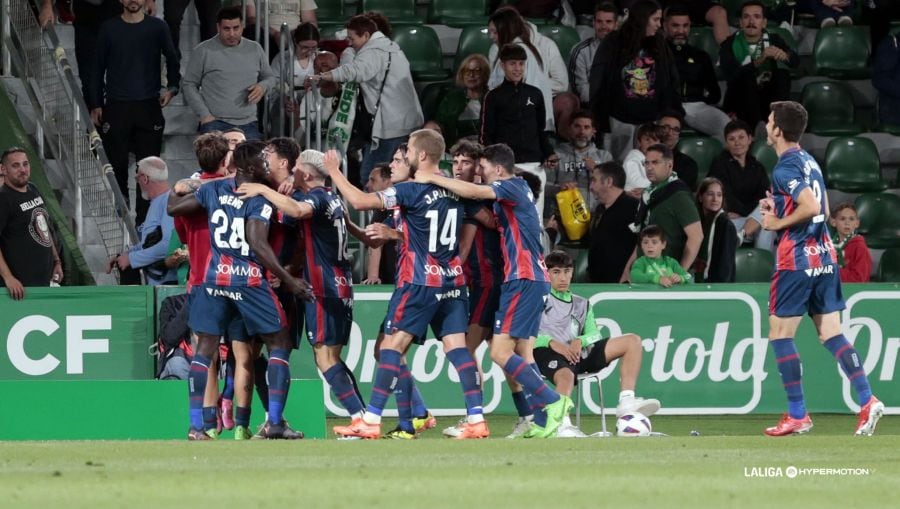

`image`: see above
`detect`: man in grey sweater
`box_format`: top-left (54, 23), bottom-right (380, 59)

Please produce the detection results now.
top-left (183, 6), bottom-right (276, 140)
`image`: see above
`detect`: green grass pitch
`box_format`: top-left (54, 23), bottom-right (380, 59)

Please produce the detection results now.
top-left (2, 415), bottom-right (896, 509)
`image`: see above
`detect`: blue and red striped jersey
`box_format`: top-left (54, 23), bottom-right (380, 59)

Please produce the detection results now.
top-left (771, 147), bottom-right (837, 271)
top-left (491, 177), bottom-right (548, 283)
top-left (464, 199), bottom-right (503, 289)
top-left (194, 178), bottom-right (274, 287)
top-left (378, 182), bottom-right (466, 288)
top-left (295, 186), bottom-right (353, 298)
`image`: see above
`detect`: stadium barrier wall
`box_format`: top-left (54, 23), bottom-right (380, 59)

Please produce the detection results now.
top-left (2, 285), bottom-right (898, 420)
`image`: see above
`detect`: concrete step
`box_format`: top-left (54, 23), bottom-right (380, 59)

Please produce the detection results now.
top-left (161, 133), bottom-right (197, 160)
top-left (165, 158), bottom-right (201, 182)
top-left (163, 103), bottom-right (198, 135)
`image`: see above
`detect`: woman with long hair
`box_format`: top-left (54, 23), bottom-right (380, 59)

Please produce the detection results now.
top-left (694, 177), bottom-right (737, 282)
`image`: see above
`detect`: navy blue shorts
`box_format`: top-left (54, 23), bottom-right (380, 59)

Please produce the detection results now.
top-left (305, 297), bottom-right (353, 346)
top-left (468, 285), bottom-right (501, 327)
top-left (769, 266), bottom-right (845, 317)
top-left (494, 279), bottom-right (550, 339)
top-left (189, 283), bottom-right (287, 337)
top-left (384, 284), bottom-right (468, 343)
top-left (187, 286), bottom-right (249, 342)
top-left (275, 287), bottom-right (303, 349)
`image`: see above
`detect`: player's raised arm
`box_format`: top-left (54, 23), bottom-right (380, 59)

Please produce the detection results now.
top-left (246, 218), bottom-right (313, 301)
top-left (237, 182), bottom-right (313, 219)
top-left (415, 169), bottom-right (497, 201)
top-left (324, 150), bottom-right (385, 210)
top-left (167, 182), bottom-right (203, 217)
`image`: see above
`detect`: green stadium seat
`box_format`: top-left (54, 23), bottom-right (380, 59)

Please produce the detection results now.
top-left (676, 136), bottom-right (723, 181)
top-left (315, 0), bottom-right (344, 22)
top-left (854, 193), bottom-right (900, 249)
top-left (392, 25), bottom-right (450, 81)
top-left (418, 80), bottom-right (455, 121)
top-left (574, 249), bottom-right (590, 283)
top-left (454, 25), bottom-right (493, 71)
top-left (877, 248), bottom-right (900, 282)
top-left (813, 27), bottom-right (871, 79)
top-left (750, 139), bottom-right (778, 178)
top-left (824, 137), bottom-right (888, 193)
top-left (734, 248), bottom-right (774, 283)
top-left (689, 27), bottom-right (719, 64)
top-left (360, 0), bottom-right (424, 24)
top-left (427, 0), bottom-right (488, 27)
top-left (801, 81), bottom-right (863, 136)
top-left (537, 25), bottom-right (581, 61)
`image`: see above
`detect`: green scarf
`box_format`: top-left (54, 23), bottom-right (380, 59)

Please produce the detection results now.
top-left (731, 31), bottom-right (786, 83)
top-left (326, 81), bottom-right (358, 154)
top-left (833, 232), bottom-right (855, 268)
top-left (641, 171), bottom-right (679, 205)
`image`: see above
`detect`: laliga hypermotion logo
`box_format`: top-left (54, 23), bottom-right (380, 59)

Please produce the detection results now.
top-left (841, 291), bottom-right (900, 415)
top-left (588, 291), bottom-right (770, 415)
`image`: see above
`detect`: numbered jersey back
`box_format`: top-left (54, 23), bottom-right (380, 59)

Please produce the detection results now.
top-left (195, 178), bottom-right (274, 287)
top-left (771, 148), bottom-right (837, 271)
top-left (296, 187), bottom-right (353, 298)
top-left (380, 182), bottom-right (466, 288)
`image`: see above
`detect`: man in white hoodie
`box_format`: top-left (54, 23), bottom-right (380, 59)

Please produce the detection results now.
top-left (311, 15), bottom-right (423, 186)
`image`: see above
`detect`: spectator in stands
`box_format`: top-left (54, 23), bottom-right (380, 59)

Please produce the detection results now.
top-left (586, 161), bottom-right (639, 283)
top-left (269, 23), bottom-right (319, 139)
top-left (831, 203), bottom-right (872, 283)
top-left (107, 156), bottom-right (177, 285)
top-left (568, 2), bottom-right (618, 106)
top-left (339, 10), bottom-right (393, 65)
top-left (628, 143), bottom-right (702, 280)
top-left (242, 0), bottom-right (317, 42)
top-left (720, 1), bottom-right (798, 129)
top-left (663, 4), bottom-right (730, 142)
top-left (707, 119), bottom-right (773, 250)
top-left (809, 0), bottom-right (857, 27)
top-left (589, 0), bottom-right (683, 161)
top-left (623, 123), bottom-right (663, 197)
top-left (40, 0), bottom-right (130, 103)
top-left (873, 30), bottom-right (900, 127)
top-left (290, 50), bottom-right (341, 147)
top-left (184, 7), bottom-right (276, 141)
top-left (694, 177), bottom-right (736, 283)
top-left (88, 0), bottom-right (180, 225)
top-left (311, 15), bottom-right (423, 187)
top-left (656, 110), bottom-right (699, 190)
top-left (271, 22), bottom-right (319, 93)
top-left (620, 0), bottom-right (730, 44)
top-left (547, 111), bottom-right (613, 213)
top-left (362, 163), bottom-right (395, 285)
top-left (0, 148), bottom-right (63, 300)
top-left (434, 54), bottom-right (491, 148)
top-left (630, 225), bottom-right (692, 285)
top-left (162, 0), bottom-right (218, 59)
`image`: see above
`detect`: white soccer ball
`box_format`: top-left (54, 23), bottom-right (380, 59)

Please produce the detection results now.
top-left (616, 412), bottom-right (652, 437)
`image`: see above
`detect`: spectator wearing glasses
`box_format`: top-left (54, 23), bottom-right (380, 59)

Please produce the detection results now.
top-left (269, 22), bottom-right (319, 139)
top-left (656, 110), bottom-right (699, 191)
top-left (434, 54), bottom-right (491, 148)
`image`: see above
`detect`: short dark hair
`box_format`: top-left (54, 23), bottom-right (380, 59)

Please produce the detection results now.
top-left (656, 109), bottom-right (684, 126)
top-left (373, 162), bottom-right (391, 180)
top-left (499, 43), bottom-right (527, 62)
top-left (645, 143), bottom-right (673, 160)
top-left (831, 201), bottom-right (857, 217)
top-left (222, 127), bottom-right (245, 136)
top-left (595, 1), bottom-right (618, 15)
top-left (233, 140), bottom-right (269, 181)
top-left (570, 110), bottom-right (594, 126)
top-left (292, 22), bottom-right (320, 45)
top-left (216, 6), bottom-right (242, 23)
top-left (663, 2), bottom-right (691, 19)
top-left (740, 0), bottom-right (767, 16)
top-left (346, 15), bottom-right (377, 37)
top-left (545, 250), bottom-right (574, 269)
top-left (640, 224), bottom-right (666, 243)
top-left (636, 122), bottom-right (663, 142)
top-left (517, 170), bottom-right (541, 201)
top-left (0, 146), bottom-right (27, 165)
top-left (362, 11), bottom-right (393, 39)
top-left (724, 119), bottom-right (753, 139)
top-left (194, 133), bottom-right (229, 173)
top-left (770, 101), bottom-right (807, 142)
top-left (595, 161), bottom-right (626, 189)
top-left (450, 140), bottom-right (482, 160)
top-left (481, 144), bottom-right (516, 174)
top-left (267, 137), bottom-right (300, 169)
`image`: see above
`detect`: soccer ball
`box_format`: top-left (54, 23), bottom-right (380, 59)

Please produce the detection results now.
top-left (616, 412), bottom-right (652, 437)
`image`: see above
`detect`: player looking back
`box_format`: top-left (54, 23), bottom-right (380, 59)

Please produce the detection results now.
top-left (760, 101), bottom-right (884, 436)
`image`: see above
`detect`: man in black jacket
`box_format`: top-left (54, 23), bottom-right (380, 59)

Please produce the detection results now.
top-left (664, 4), bottom-right (730, 140)
top-left (719, 1), bottom-right (798, 129)
top-left (585, 161), bottom-right (638, 283)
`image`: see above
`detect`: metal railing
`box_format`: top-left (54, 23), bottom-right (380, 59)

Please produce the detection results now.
top-left (1, 0), bottom-right (138, 271)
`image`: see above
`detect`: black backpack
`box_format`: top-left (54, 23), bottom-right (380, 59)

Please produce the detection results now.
top-left (154, 293), bottom-right (191, 378)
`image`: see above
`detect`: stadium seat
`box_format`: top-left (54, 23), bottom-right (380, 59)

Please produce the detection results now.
top-left (537, 25), bottom-right (581, 61)
top-left (454, 25), bottom-right (493, 70)
top-left (418, 80), bottom-right (455, 121)
top-left (823, 137), bottom-right (888, 193)
top-left (360, 0), bottom-right (424, 24)
top-left (813, 27), bottom-right (871, 79)
top-left (734, 248), bottom-right (774, 283)
top-left (315, 1), bottom-right (344, 22)
top-left (750, 139), bottom-right (778, 177)
top-left (688, 27), bottom-right (719, 64)
top-left (676, 136), bottom-right (723, 181)
top-left (392, 25), bottom-right (450, 81)
top-left (877, 248), bottom-right (900, 282)
top-left (427, 0), bottom-right (488, 27)
top-left (854, 193), bottom-right (900, 249)
top-left (801, 81), bottom-right (863, 136)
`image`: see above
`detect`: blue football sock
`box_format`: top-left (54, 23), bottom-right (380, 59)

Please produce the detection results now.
top-left (202, 406), bottom-right (218, 432)
top-left (771, 338), bottom-right (806, 419)
top-left (235, 406), bottom-right (251, 428)
top-left (188, 354), bottom-right (211, 430)
top-left (222, 353), bottom-right (235, 400)
top-left (823, 334), bottom-right (872, 406)
top-left (396, 364), bottom-right (415, 432)
top-left (411, 384), bottom-right (428, 417)
top-left (446, 348), bottom-right (483, 416)
top-left (367, 349), bottom-right (402, 417)
top-left (254, 354), bottom-right (269, 412)
top-left (511, 390), bottom-right (532, 418)
top-left (503, 354), bottom-right (560, 407)
top-left (324, 363), bottom-right (365, 416)
top-left (266, 349), bottom-right (292, 425)
top-left (341, 360), bottom-right (365, 407)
